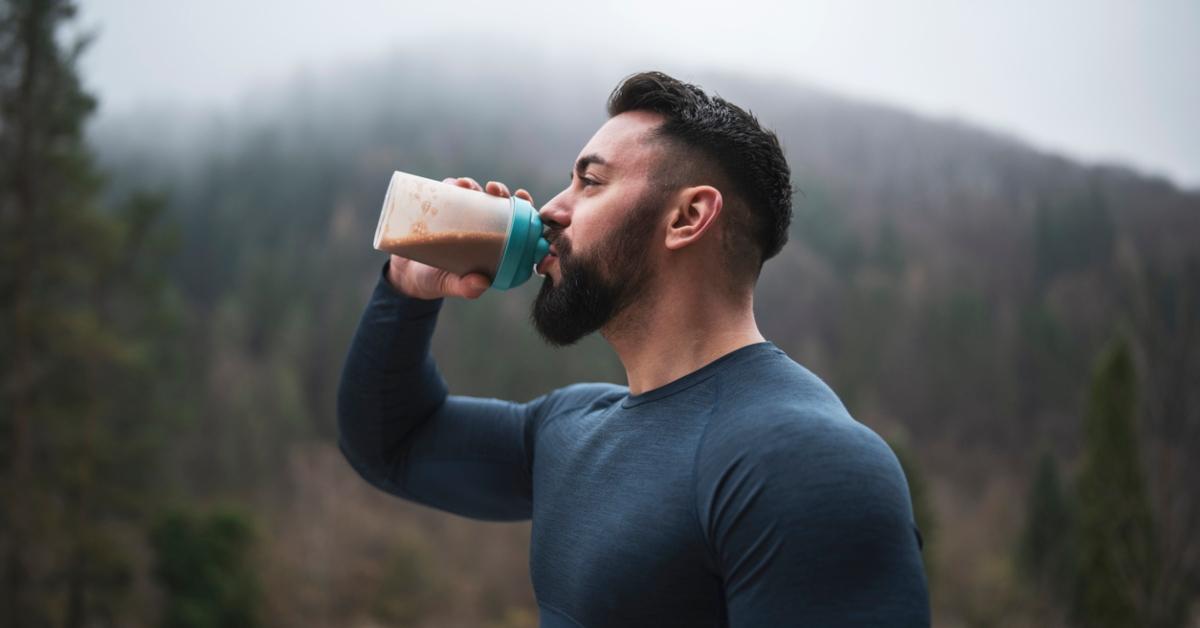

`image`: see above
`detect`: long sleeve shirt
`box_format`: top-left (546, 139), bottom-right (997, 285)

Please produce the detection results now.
top-left (337, 264), bottom-right (931, 627)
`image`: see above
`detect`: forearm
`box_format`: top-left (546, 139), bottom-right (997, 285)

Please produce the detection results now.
top-left (337, 262), bottom-right (448, 489)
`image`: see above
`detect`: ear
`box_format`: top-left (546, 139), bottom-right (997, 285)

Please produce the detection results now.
top-left (664, 186), bottom-right (723, 251)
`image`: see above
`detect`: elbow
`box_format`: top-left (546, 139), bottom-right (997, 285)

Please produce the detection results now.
top-left (335, 366), bottom-right (353, 444)
top-left (336, 379), bottom-right (394, 489)
top-left (334, 364), bottom-right (416, 490)
top-left (335, 363), bottom-right (374, 469)
top-left (338, 435), bottom-right (401, 496)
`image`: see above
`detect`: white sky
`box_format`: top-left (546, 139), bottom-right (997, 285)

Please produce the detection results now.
top-left (79, 0), bottom-right (1199, 188)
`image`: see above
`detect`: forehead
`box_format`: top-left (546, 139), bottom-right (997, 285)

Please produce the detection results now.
top-left (577, 110), bottom-right (665, 175)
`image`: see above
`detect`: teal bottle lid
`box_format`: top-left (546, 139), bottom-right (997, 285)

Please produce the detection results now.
top-left (492, 197), bottom-right (550, 290)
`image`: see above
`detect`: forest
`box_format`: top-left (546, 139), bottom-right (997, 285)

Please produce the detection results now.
top-left (2, 1), bottom-right (1198, 626)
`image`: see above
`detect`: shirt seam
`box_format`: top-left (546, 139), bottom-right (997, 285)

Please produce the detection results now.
top-left (407, 454), bottom-right (528, 466)
top-left (521, 401), bottom-right (536, 486)
top-left (524, 387), bottom-right (625, 484)
top-left (621, 343), bottom-right (781, 408)
top-left (538, 601), bottom-right (589, 628)
top-left (690, 373), bottom-right (723, 577)
top-left (622, 369), bottom-right (720, 408)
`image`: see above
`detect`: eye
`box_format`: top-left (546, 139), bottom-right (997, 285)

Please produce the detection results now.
top-left (569, 171), bottom-right (601, 189)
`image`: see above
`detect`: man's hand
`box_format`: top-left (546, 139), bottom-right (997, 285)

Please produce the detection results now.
top-left (386, 176), bottom-right (535, 300)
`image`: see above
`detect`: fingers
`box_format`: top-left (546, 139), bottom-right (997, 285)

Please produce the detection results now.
top-left (435, 269), bottom-right (490, 300)
top-left (453, 273), bottom-right (491, 300)
top-left (485, 181), bottom-right (511, 198)
top-left (440, 176), bottom-right (529, 203)
top-left (442, 176), bottom-right (484, 192)
top-left (464, 274), bottom-right (491, 299)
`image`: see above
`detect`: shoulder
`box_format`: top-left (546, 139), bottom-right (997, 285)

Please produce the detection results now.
top-left (713, 345), bottom-right (851, 420)
top-left (697, 412), bottom-right (908, 511)
top-left (696, 349), bottom-right (912, 525)
top-left (702, 348), bottom-right (892, 464)
top-left (693, 347), bottom-right (929, 623)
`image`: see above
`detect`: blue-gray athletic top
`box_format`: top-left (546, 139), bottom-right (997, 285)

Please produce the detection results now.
top-left (337, 265), bottom-right (931, 627)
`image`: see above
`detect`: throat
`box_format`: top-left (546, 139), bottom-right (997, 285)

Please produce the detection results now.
top-left (604, 300), bottom-right (764, 396)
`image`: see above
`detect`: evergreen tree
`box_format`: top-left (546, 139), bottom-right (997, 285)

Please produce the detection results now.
top-left (1073, 338), bottom-right (1158, 627)
top-left (887, 439), bottom-right (936, 587)
top-left (0, 1), bottom-right (178, 625)
top-left (150, 508), bottom-right (263, 628)
top-left (1018, 449), bottom-right (1075, 618)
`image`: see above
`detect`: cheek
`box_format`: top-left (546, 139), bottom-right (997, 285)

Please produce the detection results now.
top-left (563, 204), bottom-right (601, 256)
top-left (571, 188), bottom-right (642, 251)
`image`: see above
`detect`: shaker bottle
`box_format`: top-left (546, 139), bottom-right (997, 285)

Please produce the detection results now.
top-left (373, 170), bottom-right (550, 290)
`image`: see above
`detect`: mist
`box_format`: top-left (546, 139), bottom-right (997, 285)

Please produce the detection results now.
top-left (5, 2), bottom-right (1199, 626)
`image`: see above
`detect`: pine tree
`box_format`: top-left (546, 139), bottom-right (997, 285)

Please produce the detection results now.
top-left (1, 1), bottom-right (178, 625)
top-left (887, 438), bottom-right (936, 587)
top-left (1073, 338), bottom-right (1158, 628)
top-left (150, 508), bottom-right (263, 628)
top-left (1017, 449), bottom-right (1074, 618)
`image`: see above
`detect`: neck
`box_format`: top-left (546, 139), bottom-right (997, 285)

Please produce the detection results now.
top-left (602, 278), bottom-right (765, 396)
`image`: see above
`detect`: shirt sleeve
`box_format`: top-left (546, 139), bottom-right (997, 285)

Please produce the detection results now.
top-left (695, 409), bottom-right (931, 627)
top-left (336, 261), bottom-right (547, 522)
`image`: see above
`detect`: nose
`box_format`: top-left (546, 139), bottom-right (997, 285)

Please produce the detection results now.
top-left (538, 191), bottom-right (571, 231)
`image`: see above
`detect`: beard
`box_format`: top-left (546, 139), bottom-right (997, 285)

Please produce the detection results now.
top-left (530, 189), bottom-right (662, 347)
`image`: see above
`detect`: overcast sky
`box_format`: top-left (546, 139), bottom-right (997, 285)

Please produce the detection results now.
top-left (79, 0), bottom-right (1199, 188)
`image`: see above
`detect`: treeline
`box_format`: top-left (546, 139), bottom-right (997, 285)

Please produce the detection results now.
top-left (1, 2), bottom-right (259, 626)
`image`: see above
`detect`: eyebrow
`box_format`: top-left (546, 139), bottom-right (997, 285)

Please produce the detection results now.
top-left (572, 153), bottom-right (608, 179)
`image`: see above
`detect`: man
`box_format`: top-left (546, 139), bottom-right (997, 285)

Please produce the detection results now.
top-left (338, 71), bottom-right (930, 627)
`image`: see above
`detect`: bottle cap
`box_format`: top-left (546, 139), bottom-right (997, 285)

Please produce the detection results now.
top-left (492, 197), bottom-right (550, 290)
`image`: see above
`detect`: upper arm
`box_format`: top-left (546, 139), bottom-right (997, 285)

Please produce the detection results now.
top-left (336, 267), bottom-right (572, 522)
top-left (341, 392), bottom-right (548, 522)
top-left (697, 413), bottom-right (930, 627)
top-left (395, 394), bottom-right (542, 520)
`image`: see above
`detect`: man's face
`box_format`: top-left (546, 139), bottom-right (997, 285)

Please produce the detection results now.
top-left (531, 111), bottom-right (670, 346)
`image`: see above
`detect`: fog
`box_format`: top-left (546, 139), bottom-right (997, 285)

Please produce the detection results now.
top-left (80, 0), bottom-right (1200, 188)
top-left (8, 2), bottom-right (1200, 626)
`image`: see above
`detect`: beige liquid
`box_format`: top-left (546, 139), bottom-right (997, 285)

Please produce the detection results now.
top-left (379, 231), bottom-right (507, 278)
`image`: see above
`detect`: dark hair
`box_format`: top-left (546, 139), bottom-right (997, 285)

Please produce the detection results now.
top-left (607, 71), bottom-right (792, 280)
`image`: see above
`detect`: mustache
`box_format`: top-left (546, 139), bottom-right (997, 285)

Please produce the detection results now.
top-left (545, 229), bottom-right (571, 256)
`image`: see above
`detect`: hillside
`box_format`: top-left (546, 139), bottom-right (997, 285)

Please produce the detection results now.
top-left (90, 50), bottom-right (1200, 626)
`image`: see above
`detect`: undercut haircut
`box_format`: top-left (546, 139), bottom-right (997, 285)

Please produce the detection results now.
top-left (607, 71), bottom-right (793, 283)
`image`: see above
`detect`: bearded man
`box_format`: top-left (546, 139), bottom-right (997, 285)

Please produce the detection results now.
top-left (338, 71), bottom-right (930, 627)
